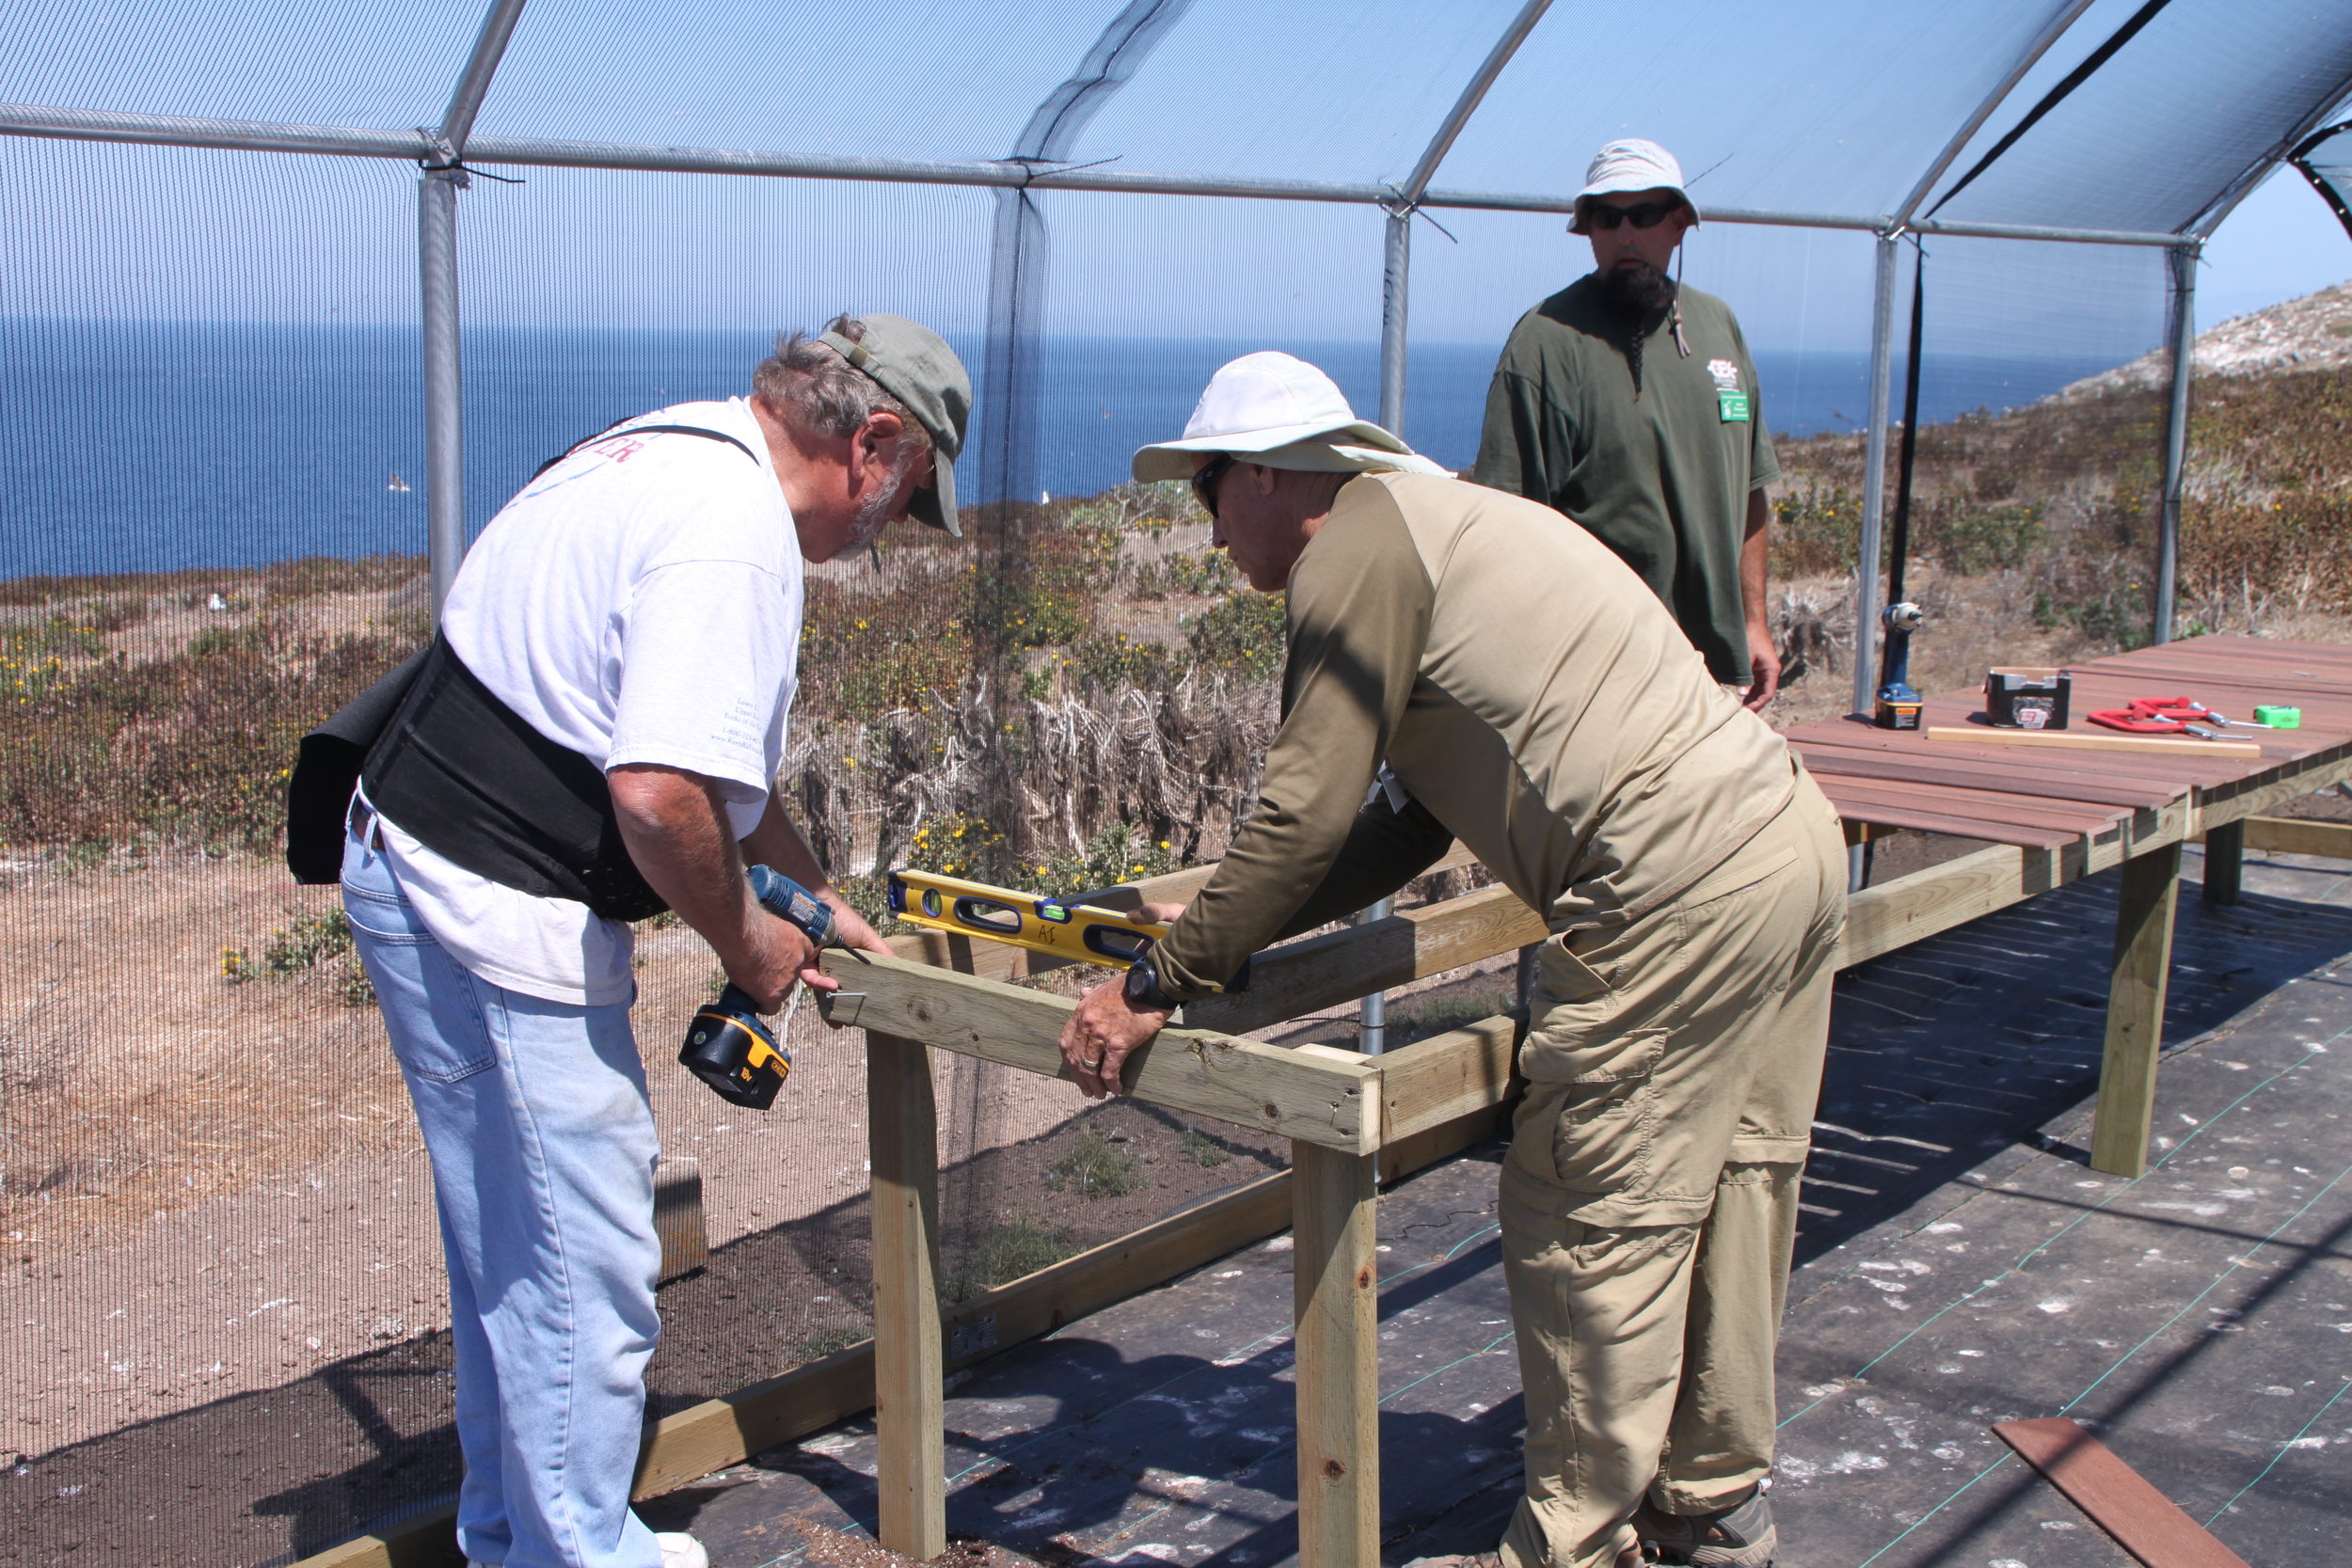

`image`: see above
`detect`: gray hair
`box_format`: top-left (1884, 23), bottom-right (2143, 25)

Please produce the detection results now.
top-left (753, 314), bottom-right (935, 466)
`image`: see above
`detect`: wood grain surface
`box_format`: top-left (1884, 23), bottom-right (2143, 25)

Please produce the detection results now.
top-left (1994, 1418), bottom-right (2252, 1568)
top-left (1788, 636), bottom-right (2352, 845)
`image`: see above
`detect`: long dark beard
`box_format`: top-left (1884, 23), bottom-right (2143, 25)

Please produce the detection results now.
top-left (1599, 261), bottom-right (1675, 314)
top-left (1599, 263), bottom-right (1675, 395)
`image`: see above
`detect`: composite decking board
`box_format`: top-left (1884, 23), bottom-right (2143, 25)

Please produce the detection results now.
top-left (1994, 1418), bottom-right (2255, 1568)
top-left (2053, 672), bottom-right (2352, 741)
top-left (1782, 637), bottom-right (2352, 839)
top-left (2063, 664), bottom-right (2352, 729)
top-left (1784, 719), bottom-right (2250, 786)
top-left (1789, 740), bottom-right (2184, 808)
top-left (1807, 789), bottom-right (2076, 847)
top-left (1803, 773), bottom-right (2132, 833)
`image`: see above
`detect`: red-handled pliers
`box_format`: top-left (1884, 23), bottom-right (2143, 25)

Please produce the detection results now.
top-left (2087, 696), bottom-right (2227, 738)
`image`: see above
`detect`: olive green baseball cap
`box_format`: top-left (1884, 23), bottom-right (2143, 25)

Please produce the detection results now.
top-left (818, 314), bottom-right (971, 537)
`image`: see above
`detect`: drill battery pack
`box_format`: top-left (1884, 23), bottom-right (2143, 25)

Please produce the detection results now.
top-left (680, 984), bottom-right (791, 1109)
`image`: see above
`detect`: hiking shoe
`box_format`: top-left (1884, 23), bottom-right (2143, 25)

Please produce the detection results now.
top-left (656, 1534), bottom-right (710, 1568)
top-left (1633, 1489), bottom-right (1775, 1566)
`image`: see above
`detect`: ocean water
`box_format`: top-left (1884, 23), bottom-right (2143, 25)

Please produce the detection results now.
top-left (0, 319), bottom-right (2121, 580)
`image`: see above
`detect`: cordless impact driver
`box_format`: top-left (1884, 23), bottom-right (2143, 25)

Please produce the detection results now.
top-left (677, 864), bottom-right (841, 1109)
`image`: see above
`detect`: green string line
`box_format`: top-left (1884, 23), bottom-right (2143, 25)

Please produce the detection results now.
top-left (1778, 1025), bottom-right (2341, 1433)
top-left (2203, 1375), bottom-right (2352, 1526)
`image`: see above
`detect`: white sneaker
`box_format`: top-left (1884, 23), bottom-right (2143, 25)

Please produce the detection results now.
top-left (656, 1533), bottom-right (711, 1568)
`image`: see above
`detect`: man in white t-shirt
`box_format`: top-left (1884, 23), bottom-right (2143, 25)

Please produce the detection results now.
top-left (337, 315), bottom-right (971, 1568)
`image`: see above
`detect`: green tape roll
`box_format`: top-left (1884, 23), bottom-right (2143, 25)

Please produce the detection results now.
top-left (2253, 705), bottom-right (2301, 729)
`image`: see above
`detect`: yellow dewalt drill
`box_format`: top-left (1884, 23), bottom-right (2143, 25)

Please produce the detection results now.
top-left (677, 865), bottom-right (840, 1109)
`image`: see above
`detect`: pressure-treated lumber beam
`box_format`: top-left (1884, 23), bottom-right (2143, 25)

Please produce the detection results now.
top-left (2236, 814), bottom-right (2352, 858)
top-left (1377, 1013), bottom-right (1520, 1144)
top-left (2090, 842), bottom-right (2183, 1178)
top-left (1293, 1142), bottom-right (1382, 1568)
top-left (868, 1031), bottom-right (946, 1560)
top-left (2186, 741), bottom-right (2352, 831)
top-left (818, 949), bottom-right (1380, 1152)
top-left (1186, 883), bottom-right (1547, 1036)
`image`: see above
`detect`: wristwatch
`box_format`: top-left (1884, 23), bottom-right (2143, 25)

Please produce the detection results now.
top-left (1123, 955), bottom-right (1180, 1011)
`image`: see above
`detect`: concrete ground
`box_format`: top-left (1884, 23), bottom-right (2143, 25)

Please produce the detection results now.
top-left (638, 835), bottom-right (2352, 1568)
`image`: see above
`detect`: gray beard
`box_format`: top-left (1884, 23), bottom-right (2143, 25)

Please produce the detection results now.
top-left (1599, 261), bottom-right (1676, 315)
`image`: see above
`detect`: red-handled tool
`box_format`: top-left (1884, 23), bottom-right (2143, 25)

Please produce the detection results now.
top-left (2087, 696), bottom-right (2230, 740)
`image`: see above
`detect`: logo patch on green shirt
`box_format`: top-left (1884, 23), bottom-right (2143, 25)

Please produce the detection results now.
top-left (1718, 388), bottom-right (1751, 422)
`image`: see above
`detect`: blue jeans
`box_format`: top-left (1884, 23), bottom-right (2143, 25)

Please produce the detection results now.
top-left (342, 824), bottom-right (664, 1568)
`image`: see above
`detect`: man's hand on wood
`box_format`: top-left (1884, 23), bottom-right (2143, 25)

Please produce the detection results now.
top-left (1059, 976), bottom-right (1172, 1099)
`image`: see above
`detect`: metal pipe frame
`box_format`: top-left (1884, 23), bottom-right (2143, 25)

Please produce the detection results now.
top-left (1850, 237), bottom-right (1902, 733)
top-left (2152, 242), bottom-right (2197, 644)
top-left (1359, 209), bottom-right (1414, 1056)
top-left (416, 0), bottom-right (532, 619)
top-left (420, 173), bottom-right (467, 616)
top-left (1891, 0), bottom-right (2103, 226)
top-left (0, 102), bottom-right (2193, 249)
top-left (440, 0), bottom-right (532, 157)
top-left (1357, 0), bottom-right (1553, 1056)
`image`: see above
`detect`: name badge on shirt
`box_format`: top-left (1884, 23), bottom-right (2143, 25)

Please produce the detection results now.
top-left (1708, 358), bottom-right (1750, 422)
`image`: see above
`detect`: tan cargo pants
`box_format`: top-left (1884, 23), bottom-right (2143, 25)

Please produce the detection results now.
top-left (1497, 769), bottom-right (1846, 1568)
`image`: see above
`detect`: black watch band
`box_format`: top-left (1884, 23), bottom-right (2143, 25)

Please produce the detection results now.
top-left (1124, 956), bottom-right (1180, 1011)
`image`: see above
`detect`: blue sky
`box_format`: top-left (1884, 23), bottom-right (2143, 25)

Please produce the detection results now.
top-left (1, 0), bottom-right (2347, 362)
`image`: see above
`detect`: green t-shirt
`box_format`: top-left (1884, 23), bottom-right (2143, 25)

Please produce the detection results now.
top-left (1470, 276), bottom-right (1778, 685)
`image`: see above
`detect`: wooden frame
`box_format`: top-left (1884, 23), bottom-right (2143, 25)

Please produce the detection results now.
top-left (294, 742), bottom-right (2352, 1568)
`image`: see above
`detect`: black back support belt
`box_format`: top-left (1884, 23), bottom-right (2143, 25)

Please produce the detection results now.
top-left (282, 420), bottom-right (760, 912)
top-left (360, 634), bottom-right (668, 922)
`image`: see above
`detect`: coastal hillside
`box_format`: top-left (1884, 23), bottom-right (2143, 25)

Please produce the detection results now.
top-left (2058, 277), bottom-right (2352, 397)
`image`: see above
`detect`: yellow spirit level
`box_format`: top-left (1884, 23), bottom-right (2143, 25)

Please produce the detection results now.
top-left (887, 869), bottom-right (1168, 964)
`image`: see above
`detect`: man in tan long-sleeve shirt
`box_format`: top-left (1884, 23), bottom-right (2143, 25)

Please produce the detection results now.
top-left (1059, 353), bottom-right (1844, 1568)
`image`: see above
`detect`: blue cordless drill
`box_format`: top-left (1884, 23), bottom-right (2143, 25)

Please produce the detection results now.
top-left (677, 864), bottom-right (840, 1109)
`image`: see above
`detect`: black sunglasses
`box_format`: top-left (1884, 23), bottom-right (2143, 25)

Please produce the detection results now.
top-left (1583, 200), bottom-right (1678, 231)
top-left (1192, 452), bottom-right (1238, 518)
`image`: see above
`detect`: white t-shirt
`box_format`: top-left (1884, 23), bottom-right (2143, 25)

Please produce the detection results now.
top-left (371, 398), bottom-right (803, 1006)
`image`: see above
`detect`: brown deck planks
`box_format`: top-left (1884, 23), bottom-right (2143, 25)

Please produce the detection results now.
top-left (1783, 635), bottom-right (2352, 840)
top-left (1993, 1418), bottom-right (2253, 1568)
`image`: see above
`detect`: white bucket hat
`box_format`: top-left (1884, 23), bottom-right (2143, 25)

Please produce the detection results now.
top-left (1132, 351), bottom-right (1448, 483)
top-left (1570, 137), bottom-right (1701, 233)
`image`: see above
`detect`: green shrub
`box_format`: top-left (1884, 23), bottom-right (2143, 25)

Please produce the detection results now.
top-left (262, 909), bottom-right (355, 975)
top-left (1180, 1129), bottom-right (1231, 1168)
top-left (1043, 1128), bottom-right (1141, 1199)
top-left (967, 1215), bottom-right (1073, 1287)
top-left (1770, 487), bottom-right (1862, 578)
top-left (1067, 630), bottom-right (1170, 692)
top-left (1185, 591), bottom-right (1286, 680)
top-left (1038, 822), bottom-right (1174, 895)
top-left (1928, 499), bottom-right (2043, 575)
top-left (798, 1323), bottom-right (872, 1360)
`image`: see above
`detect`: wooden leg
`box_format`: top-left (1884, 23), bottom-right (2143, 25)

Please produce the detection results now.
top-left (1293, 1141), bottom-right (1380, 1568)
top-left (868, 1031), bottom-right (946, 1560)
top-left (2201, 818), bottom-right (2245, 906)
top-left (2090, 842), bottom-right (2183, 1178)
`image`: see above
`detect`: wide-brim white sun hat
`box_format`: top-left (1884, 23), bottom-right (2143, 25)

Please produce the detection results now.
top-left (1570, 137), bottom-right (1701, 233)
top-left (1133, 351), bottom-right (1449, 482)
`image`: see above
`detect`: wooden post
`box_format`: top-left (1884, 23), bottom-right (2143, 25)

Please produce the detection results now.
top-left (868, 1031), bottom-right (947, 1560)
top-left (1292, 1141), bottom-right (1381, 1568)
top-left (2201, 817), bottom-right (2245, 906)
top-left (2090, 842), bottom-right (2182, 1177)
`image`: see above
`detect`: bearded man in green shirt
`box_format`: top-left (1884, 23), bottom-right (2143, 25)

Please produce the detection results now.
top-left (1472, 138), bottom-right (1783, 713)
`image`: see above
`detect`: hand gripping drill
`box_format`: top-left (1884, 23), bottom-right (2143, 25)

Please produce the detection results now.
top-left (677, 865), bottom-right (840, 1110)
